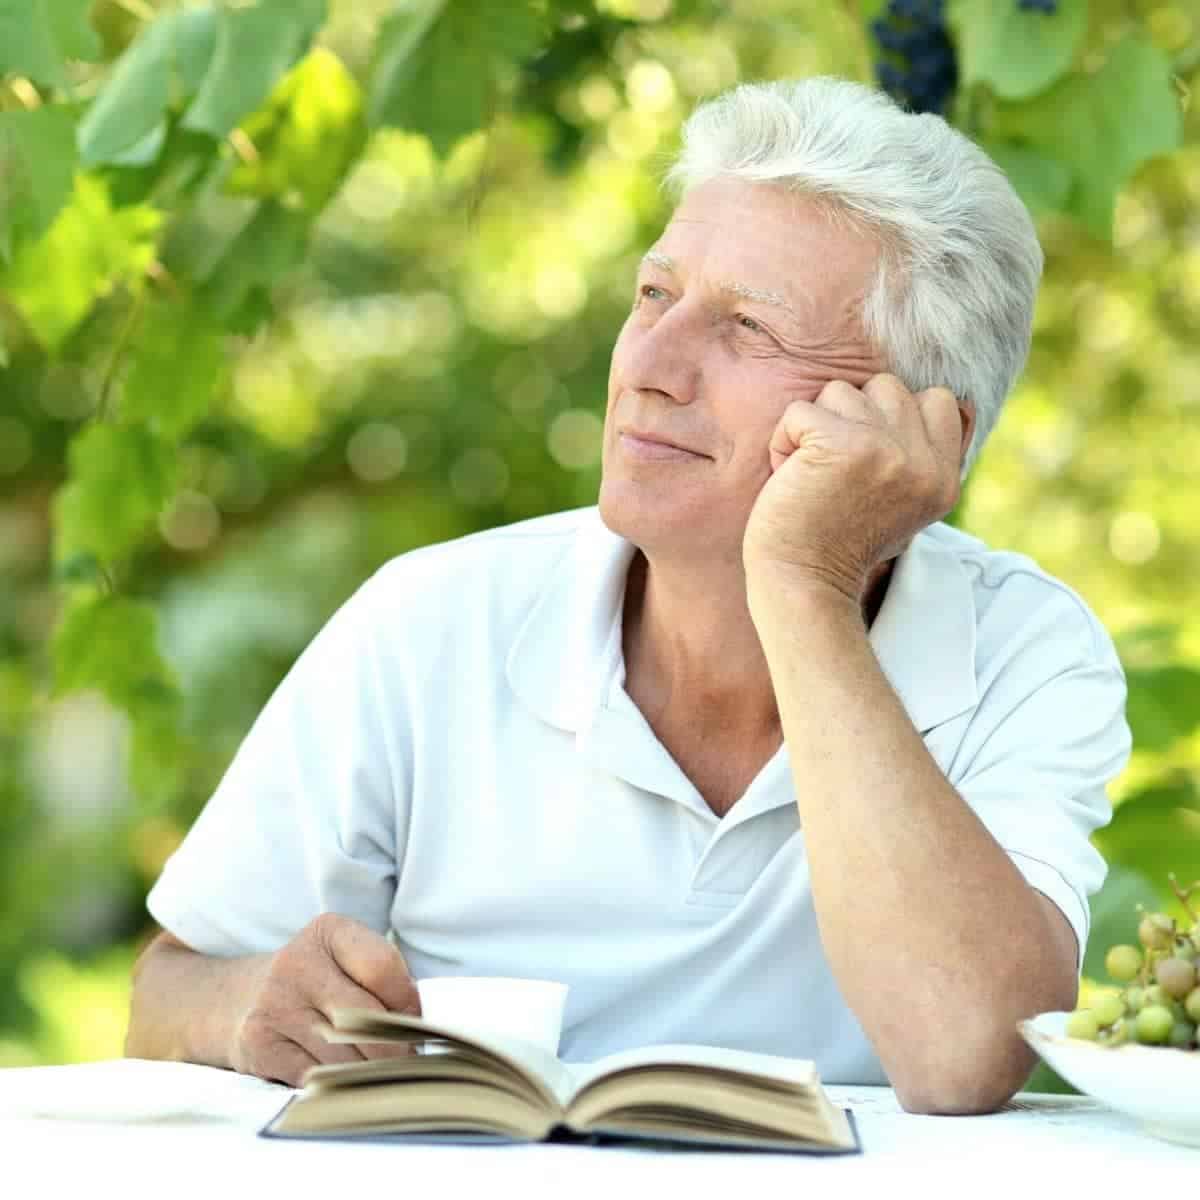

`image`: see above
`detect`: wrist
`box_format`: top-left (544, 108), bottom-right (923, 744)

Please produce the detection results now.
top-left (745, 562), bottom-right (865, 640)
top-left (745, 558), bottom-right (861, 612)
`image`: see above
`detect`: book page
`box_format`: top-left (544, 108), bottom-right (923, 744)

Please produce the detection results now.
top-left (560, 1045), bottom-right (857, 1151)
top-left (564, 1042), bottom-right (817, 1100)
top-left (323, 1009), bottom-right (578, 1110)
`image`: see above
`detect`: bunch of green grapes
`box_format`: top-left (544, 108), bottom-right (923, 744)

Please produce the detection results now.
top-left (1066, 876), bottom-right (1200, 1049)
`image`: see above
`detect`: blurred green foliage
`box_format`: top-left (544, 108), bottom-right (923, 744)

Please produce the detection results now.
top-left (1, 1), bottom-right (1198, 1087)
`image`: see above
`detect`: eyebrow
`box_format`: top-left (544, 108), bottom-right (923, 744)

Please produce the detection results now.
top-left (640, 250), bottom-right (800, 325)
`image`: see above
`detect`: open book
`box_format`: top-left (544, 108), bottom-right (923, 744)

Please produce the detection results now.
top-left (262, 1008), bottom-right (860, 1154)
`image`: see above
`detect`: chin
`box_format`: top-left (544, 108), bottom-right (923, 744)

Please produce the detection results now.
top-left (597, 478), bottom-right (730, 561)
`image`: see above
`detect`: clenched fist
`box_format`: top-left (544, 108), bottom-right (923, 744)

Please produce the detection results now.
top-left (742, 373), bottom-right (972, 604)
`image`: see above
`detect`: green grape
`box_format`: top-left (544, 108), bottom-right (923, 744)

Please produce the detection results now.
top-left (1135, 1005), bottom-right (1174, 1045)
top-left (1139, 913), bottom-right (1176, 952)
top-left (1185, 987), bottom-right (1200, 1024)
top-left (1167, 1020), bottom-right (1196, 1049)
top-left (1101, 1018), bottom-right (1130, 1047)
top-left (1172, 936), bottom-right (1197, 962)
top-left (1155, 956), bottom-right (1197, 999)
top-left (1089, 992), bottom-right (1125, 1028)
top-left (1143, 984), bottom-right (1172, 1009)
top-left (1066, 1009), bottom-right (1100, 1041)
top-left (1104, 944), bottom-right (1142, 982)
top-left (1124, 985), bottom-right (1145, 1012)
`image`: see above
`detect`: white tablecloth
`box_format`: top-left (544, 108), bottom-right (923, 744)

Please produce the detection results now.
top-left (0, 1059), bottom-right (1189, 1196)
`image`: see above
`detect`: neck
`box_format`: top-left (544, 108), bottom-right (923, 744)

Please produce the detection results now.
top-left (622, 550), bottom-right (893, 738)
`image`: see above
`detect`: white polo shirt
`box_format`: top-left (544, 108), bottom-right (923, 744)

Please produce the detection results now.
top-left (147, 505), bottom-right (1129, 1083)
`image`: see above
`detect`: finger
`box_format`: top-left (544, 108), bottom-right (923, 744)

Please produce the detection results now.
top-left (767, 398), bottom-right (851, 471)
top-left (257, 1034), bottom-right (321, 1088)
top-left (914, 386), bottom-right (964, 464)
top-left (289, 1006), bottom-right (370, 1067)
top-left (321, 917), bottom-right (421, 1015)
top-left (812, 379), bottom-right (873, 424)
top-left (860, 373), bottom-right (917, 427)
top-left (313, 974), bottom-right (421, 1061)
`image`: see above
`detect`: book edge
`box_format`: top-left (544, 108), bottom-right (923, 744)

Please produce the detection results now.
top-left (260, 1096), bottom-right (862, 1156)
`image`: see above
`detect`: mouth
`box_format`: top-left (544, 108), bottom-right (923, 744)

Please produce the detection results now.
top-left (618, 429), bottom-right (706, 461)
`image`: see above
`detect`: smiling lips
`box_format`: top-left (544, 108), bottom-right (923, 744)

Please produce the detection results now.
top-left (619, 430), bottom-right (705, 461)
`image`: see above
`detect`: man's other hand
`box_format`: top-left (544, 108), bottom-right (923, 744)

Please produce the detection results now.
top-left (232, 913), bottom-right (420, 1086)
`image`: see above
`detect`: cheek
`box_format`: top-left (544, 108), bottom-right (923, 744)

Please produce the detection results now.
top-left (713, 420), bottom-right (779, 496)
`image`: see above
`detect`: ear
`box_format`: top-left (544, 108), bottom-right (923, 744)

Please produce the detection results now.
top-left (957, 397), bottom-right (977, 467)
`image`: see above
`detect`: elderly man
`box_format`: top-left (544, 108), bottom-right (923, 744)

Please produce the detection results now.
top-left (126, 78), bottom-right (1130, 1114)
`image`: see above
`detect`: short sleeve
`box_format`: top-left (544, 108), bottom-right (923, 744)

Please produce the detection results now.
top-left (950, 601), bottom-right (1132, 970)
top-left (147, 570), bottom-right (409, 956)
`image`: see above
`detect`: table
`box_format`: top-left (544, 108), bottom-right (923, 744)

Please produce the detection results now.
top-left (0, 1059), bottom-right (1189, 1197)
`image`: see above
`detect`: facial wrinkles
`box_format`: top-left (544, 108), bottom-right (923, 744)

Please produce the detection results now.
top-left (642, 245), bottom-right (880, 374)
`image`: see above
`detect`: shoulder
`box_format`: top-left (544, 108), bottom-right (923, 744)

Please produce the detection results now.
top-left (920, 522), bottom-right (1121, 672)
top-left (363, 506), bottom-right (590, 609)
top-left (339, 507), bottom-right (598, 663)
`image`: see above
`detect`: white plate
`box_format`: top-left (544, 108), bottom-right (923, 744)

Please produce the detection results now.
top-left (1018, 1011), bottom-right (1200, 1148)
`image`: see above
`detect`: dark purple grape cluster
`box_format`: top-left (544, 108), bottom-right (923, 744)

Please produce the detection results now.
top-left (1016, 0), bottom-right (1059, 12)
top-left (870, 0), bottom-right (958, 116)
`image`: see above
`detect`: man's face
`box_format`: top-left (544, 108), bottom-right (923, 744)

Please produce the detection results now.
top-left (599, 176), bottom-right (887, 567)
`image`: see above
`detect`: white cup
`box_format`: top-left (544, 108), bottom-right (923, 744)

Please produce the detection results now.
top-left (415, 976), bottom-right (569, 1056)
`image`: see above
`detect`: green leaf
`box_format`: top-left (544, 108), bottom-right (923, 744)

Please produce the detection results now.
top-left (369, 0), bottom-right (549, 155)
top-left (0, 0), bottom-right (101, 89)
top-left (1092, 781), bottom-right (1200, 898)
top-left (78, 8), bottom-right (218, 167)
top-left (181, 0), bottom-right (327, 140)
top-left (990, 37), bottom-right (1183, 241)
top-left (195, 199), bottom-right (310, 329)
top-left (0, 106), bottom-right (78, 261)
top-left (104, 120), bottom-right (168, 169)
top-left (227, 47), bottom-right (367, 214)
top-left (949, 0), bottom-right (1087, 101)
top-left (128, 697), bottom-right (186, 808)
top-left (1123, 663), bottom-right (1200, 752)
top-left (121, 302), bottom-right (226, 441)
top-left (53, 590), bottom-right (155, 694)
top-left (982, 140), bottom-right (1071, 219)
top-left (52, 424), bottom-right (177, 566)
top-left (0, 174), bottom-right (161, 350)
top-left (53, 550), bottom-right (103, 585)
top-left (51, 592), bottom-right (181, 792)
top-left (54, 584), bottom-right (186, 805)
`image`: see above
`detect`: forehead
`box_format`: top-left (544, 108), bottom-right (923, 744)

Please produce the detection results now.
top-left (651, 177), bottom-right (880, 313)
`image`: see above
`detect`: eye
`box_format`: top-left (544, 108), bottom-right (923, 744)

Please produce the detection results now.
top-left (639, 284), bottom-right (668, 302)
top-left (736, 314), bottom-right (764, 333)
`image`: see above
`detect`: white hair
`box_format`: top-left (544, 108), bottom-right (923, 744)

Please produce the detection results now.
top-left (665, 77), bottom-right (1043, 475)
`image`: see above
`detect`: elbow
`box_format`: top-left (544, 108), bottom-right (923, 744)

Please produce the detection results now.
top-left (889, 1033), bottom-right (1040, 1116)
top-left (895, 1075), bottom-right (1020, 1117)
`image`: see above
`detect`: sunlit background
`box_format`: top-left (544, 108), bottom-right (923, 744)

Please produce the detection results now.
top-left (1, 0), bottom-right (1198, 1073)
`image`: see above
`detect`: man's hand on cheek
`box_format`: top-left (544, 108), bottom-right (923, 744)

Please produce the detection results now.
top-left (741, 373), bottom-right (966, 604)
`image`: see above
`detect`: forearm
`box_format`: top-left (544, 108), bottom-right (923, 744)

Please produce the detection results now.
top-left (750, 578), bottom-right (1071, 1113)
top-left (125, 931), bottom-right (268, 1070)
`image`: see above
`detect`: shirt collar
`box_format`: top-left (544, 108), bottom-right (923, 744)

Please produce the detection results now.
top-left (506, 509), bottom-right (978, 737)
top-left (867, 529), bottom-right (979, 732)
top-left (507, 508), bottom-right (635, 734)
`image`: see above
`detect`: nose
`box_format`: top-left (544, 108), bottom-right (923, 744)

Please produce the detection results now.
top-left (616, 300), bottom-right (703, 406)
